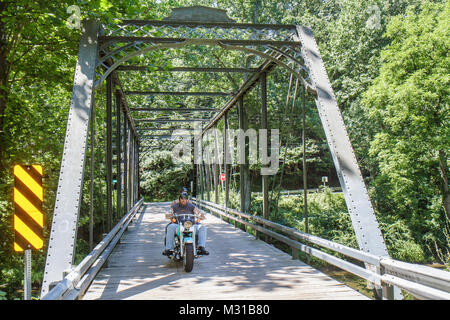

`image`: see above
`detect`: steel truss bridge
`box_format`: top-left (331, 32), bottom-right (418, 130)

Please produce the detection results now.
top-left (40, 7), bottom-right (450, 300)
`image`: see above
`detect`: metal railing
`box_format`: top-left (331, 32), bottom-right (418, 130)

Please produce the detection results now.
top-left (41, 198), bottom-right (144, 300)
top-left (252, 187), bottom-right (342, 197)
top-left (192, 198), bottom-right (450, 300)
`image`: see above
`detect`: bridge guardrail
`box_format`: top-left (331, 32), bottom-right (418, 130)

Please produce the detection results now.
top-left (192, 198), bottom-right (450, 300)
top-left (252, 187), bottom-right (342, 196)
top-left (41, 198), bottom-right (144, 300)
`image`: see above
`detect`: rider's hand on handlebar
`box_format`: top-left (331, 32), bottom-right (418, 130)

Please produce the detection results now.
top-left (196, 213), bottom-right (206, 221)
top-left (193, 207), bottom-right (205, 221)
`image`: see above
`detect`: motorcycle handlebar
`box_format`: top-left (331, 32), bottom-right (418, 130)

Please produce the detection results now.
top-left (170, 213), bottom-right (202, 221)
top-left (171, 213), bottom-right (201, 218)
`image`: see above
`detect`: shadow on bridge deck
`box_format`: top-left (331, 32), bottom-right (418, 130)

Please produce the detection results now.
top-left (82, 202), bottom-right (369, 300)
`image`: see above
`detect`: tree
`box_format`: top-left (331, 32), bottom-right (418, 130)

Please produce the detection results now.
top-left (363, 1), bottom-right (449, 260)
top-left (0, 0), bottom-right (161, 299)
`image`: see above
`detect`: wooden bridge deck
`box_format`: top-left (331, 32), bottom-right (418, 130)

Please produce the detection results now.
top-left (82, 202), bottom-right (369, 300)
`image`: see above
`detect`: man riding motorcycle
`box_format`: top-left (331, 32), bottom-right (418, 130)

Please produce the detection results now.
top-left (163, 191), bottom-right (209, 256)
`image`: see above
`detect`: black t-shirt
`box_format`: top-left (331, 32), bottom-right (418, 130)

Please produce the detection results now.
top-left (170, 201), bottom-right (199, 216)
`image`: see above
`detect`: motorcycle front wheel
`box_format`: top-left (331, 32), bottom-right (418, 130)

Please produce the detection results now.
top-left (183, 243), bottom-right (194, 272)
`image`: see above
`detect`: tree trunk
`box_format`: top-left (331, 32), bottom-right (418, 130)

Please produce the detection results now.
top-left (253, 0), bottom-right (261, 24)
top-left (438, 150), bottom-right (450, 221)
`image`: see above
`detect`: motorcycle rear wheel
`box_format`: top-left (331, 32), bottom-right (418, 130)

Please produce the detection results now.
top-left (183, 243), bottom-right (194, 272)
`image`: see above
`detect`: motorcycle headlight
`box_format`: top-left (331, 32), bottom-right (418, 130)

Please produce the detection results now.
top-left (184, 221), bottom-right (193, 230)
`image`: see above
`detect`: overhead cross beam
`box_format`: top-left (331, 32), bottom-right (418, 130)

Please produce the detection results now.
top-left (135, 119), bottom-right (208, 123)
top-left (130, 108), bottom-right (219, 112)
top-left (98, 36), bottom-right (300, 47)
top-left (124, 91), bottom-right (233, 97)
top-left (140, 135), bottom-right (192, 139)
top-left (137, 127), bottom-right (195, 132)
top-left (116, 66), bottom-right (258, 73)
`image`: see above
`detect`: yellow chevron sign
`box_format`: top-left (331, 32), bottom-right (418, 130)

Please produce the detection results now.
top-left (13, 165), bottom-right (44, 251)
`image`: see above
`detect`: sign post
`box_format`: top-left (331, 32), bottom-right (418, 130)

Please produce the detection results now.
top-left (321, 176), bottom-right (328, 187)
top-left (24, 249), bottom-right (32, 300)
top-left (13, 164), bottom-right (44, 300)
top-left (220, 173), bottom-right (226, 214)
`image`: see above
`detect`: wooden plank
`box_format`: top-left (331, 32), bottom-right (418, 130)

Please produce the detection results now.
top-left (82, 202), bottom-right (369, 300)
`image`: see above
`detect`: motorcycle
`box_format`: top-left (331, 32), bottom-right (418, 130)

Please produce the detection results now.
top-left (167, 213), bottom-right (201, 272)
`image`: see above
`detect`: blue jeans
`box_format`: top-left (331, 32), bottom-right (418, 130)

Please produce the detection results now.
top-left (164, 223), bottom-right (207, 250)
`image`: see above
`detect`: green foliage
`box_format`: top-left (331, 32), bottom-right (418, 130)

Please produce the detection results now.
top-left (378, 218), bottom-right (425, 263)
top-left (278, 189), bottom-right (359, 249)
top-left (363, 0), bottom-right (449, 263)
top-left (249, 188), bottom-right (356, 247)
top-left (140, 150), bottom-right (192, 201)
top-left (74, 239), bottom-right (91, 265)
top-left (254, 189), bottom-right (427, 263)
top-left (0, 0), bottom-right (166, 299)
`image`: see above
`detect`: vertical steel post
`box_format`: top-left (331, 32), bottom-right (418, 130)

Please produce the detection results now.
top-left (133, 137), bottom-right (136, 204)
top-left (238, 95), bottom-right (245, 213)
top-left (24, 249), bottom-right (31, 300)
top-left (89, 98), bottom-right (95, 251)
top-left (261, 73), bottom-right (269, 222)
top-left (136, 139), bottom-right (140, 200)
top-left (213, 125), bottom-right (219, 204)
top-left (210, 161), bottom-right (214, 202)
top-left (196, 164), bottom-right (200, 199)
top-left (115, 91), bottom-right (122, 219)
top-left (123, 117), bottom-right (128, 213)
top-left (214, 124), bottom-right (223, 199)
top-left (131, 137), bottom-right (134, 205)
top-left (224, 112), bottom-right (229, 212)
top-left (127, 128), bottom-right (132, 209)
top-left (135, 138), bottom-right (138, 203)
top-left (132, 138), bottom-right (135, 205)
top-left (191, 137), bottom-right (197, 197)
top-left (106, 75), bottom-right (113, 231)
top-left (302, 84), bottom-right (308, 234)
top-left (209, 141), bottom-right (214, 202)
top-left (214, 159), bottom-right (219, 203)
top-left (238, 95), bottom-right (248, 232)
top-left (130, 136), bottom-right (134, 205)
top-left (202, 159), bottom-right (206, 201)
top-left (133, 136), bottom-right (137, 204)
top-left (205, 138), bottom-right (211, 201)
top-left (199, 135), bottom-right (204, 200)
top-left (129, 132), bottom-right (134, 205)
